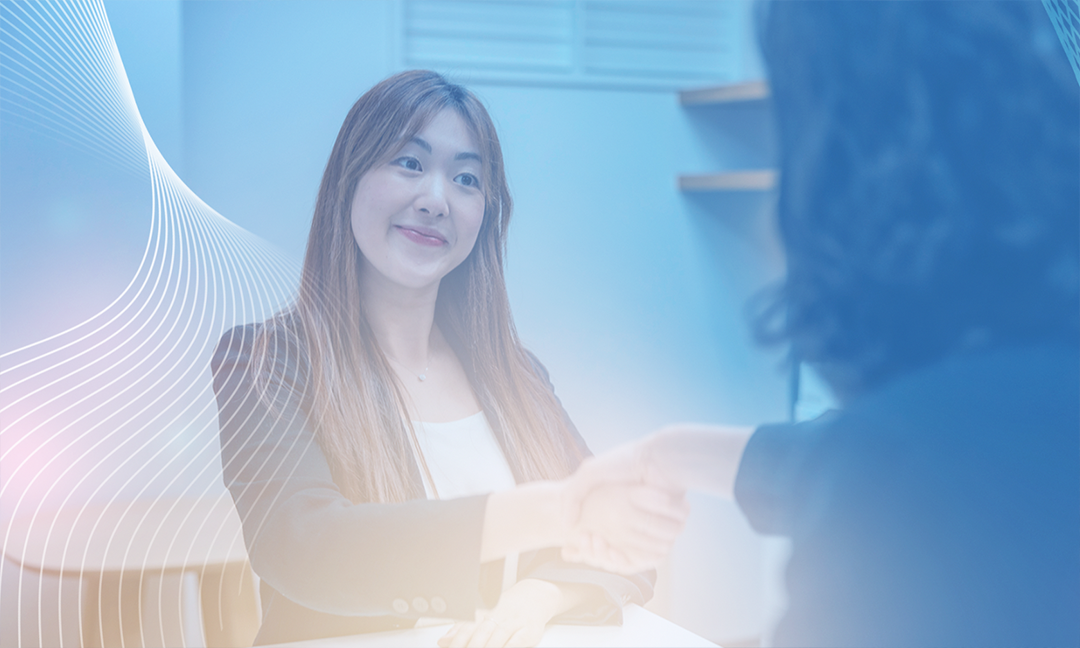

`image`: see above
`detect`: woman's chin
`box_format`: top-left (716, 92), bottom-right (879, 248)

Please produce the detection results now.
top-left (382, 268), bottom-right (448, 294)
top-left (384, 256), bottom-right (471, 293)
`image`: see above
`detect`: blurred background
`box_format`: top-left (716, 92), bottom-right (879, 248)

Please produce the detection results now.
top-left (0, 1), bottom-right (801, 644)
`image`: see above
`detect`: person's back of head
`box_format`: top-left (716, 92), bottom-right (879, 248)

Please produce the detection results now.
top-left (757, 1), bottom-right (1079, 398)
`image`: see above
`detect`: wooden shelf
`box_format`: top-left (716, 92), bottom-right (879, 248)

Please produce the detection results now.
top-left (678, 82), bottom-right (775, 195)
top-left (679, 170), bottom-right (777, 192)
top-left (679, 80), bottom-right (769, 106)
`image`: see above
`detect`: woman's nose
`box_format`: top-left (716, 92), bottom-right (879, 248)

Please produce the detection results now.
top-left (415, 175), bottom-right (449, 218)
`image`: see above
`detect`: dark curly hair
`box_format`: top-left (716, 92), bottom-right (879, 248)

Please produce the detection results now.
top-left (756, 1), bottom-right (1080, 399)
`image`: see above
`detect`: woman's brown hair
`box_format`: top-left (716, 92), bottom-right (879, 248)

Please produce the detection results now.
top-left (254, 70), bottom-right (584, 503)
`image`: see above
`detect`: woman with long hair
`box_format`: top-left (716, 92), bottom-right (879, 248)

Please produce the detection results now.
top-left (211, 70), bottom-right (683, 647)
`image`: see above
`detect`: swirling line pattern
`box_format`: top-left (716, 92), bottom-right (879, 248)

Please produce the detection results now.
top-left (1043, 0), bottom-right (1080, 86)
top-left (1, 1), bottom-right (298, 645)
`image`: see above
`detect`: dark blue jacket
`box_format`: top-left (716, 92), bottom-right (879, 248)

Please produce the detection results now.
top-left (736, 344), bottom-right (1080, 646)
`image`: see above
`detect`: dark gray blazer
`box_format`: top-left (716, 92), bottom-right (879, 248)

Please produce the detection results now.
top-left (211, 324), bottom-right (652, 645)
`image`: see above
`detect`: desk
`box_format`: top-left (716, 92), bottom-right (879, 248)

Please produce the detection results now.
top-left (264, 604), bottom-right (717, 647)
top-left (3, 493), bottom-right (257, 647)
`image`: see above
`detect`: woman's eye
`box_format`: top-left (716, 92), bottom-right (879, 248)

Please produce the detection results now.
top-left (455, 173), bottom-right (480, 189)
top-left (393, 156), bottom-right (422, 172)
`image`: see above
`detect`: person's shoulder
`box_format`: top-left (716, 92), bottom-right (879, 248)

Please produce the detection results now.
top-left (211, 315), bottom-right (305, 374)
top-left (212, 323), bottom-right (258, 373)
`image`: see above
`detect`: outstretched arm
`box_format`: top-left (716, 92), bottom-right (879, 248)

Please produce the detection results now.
top-left (560, 424), bottom-right (754, 572)
top-left (646, 423), bottom-right (755, 498)
top-left (480, 481), bottom-right (571, 562)
top-left (569, 423), bottom-right (754, 500)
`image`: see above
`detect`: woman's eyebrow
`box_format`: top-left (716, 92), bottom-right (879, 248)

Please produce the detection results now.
top-left (409, 136), bottom-right (432, 153)
top-left (409, 136), bottom-right (480, 162)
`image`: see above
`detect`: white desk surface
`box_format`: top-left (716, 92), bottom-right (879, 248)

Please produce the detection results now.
top-left (264, 604), bottom-right (718, 647)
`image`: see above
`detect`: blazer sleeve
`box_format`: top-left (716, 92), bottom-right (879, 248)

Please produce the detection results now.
top-left (518, 351), bottom-right (656, 624)
top-left (734, 412), bottom-right (838, 536)
top-left (211, 324), bottom-right (487, 619)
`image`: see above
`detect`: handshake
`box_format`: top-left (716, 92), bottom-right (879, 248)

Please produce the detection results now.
top-left (441, 424), bottom-right (753, 647)
top-left (558, 423), bottom-right (754, 574)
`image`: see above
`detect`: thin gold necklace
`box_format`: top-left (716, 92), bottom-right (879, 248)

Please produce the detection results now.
top-left (387, 354), bottom-right (430, 382)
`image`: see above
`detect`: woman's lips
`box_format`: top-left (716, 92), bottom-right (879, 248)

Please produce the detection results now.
top-left (395, 225), bottom-right (447, 247)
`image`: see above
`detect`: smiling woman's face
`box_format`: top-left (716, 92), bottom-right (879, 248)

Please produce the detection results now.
top-left (350, 108), bottom-right (486, 294)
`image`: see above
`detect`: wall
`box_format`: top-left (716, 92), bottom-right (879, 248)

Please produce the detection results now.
top-left (5, 1), bottom-right (788, 643)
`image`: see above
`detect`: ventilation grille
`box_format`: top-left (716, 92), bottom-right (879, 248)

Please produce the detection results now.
top-left (401, 0), bottom-right (738, 89)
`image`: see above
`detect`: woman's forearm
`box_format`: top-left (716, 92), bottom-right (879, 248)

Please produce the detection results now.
top-left (509, 578), bottom-right (589, 620)
top-left (480, 480), bottom-right (569, 563)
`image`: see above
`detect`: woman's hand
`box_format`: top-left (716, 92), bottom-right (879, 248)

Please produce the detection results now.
top-left (438, 579), bottom-right (579, 648)
top-left (563, 481), bottom-right (689, 573)
top-left (560, 424), bottom-right (755, 573)
top-left (559, 435), bottom-right (688, 573)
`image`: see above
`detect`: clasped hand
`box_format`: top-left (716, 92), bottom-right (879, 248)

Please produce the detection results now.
top-left (561, 439), bottom-right (690, 574)
top-left (440, 437), bottom-right (690, 648)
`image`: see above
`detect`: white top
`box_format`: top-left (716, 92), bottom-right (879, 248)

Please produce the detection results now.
top-left (411, 411), bottom-right (517, 499)
top-left (411, 411), bottom-right (519, 594)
